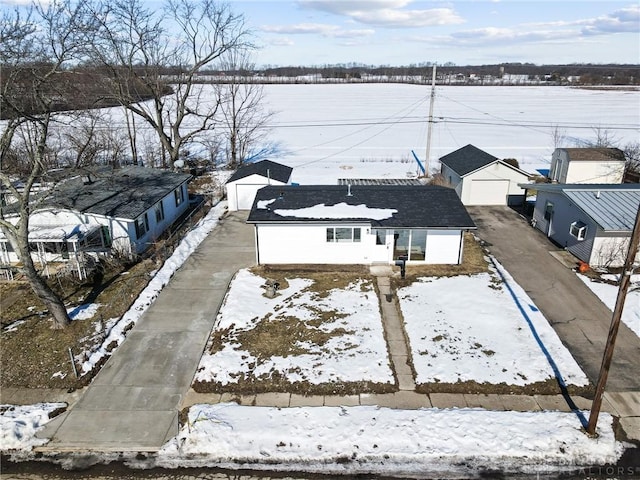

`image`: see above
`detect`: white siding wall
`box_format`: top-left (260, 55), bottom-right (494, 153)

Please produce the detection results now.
top-left (460, 162), bottom-right (529, 206)
top-left (226, 174), bottom-right (286, 211)
top-left (255, 224), bottom-right (465, 265)
top-left (256, 223), bottom-right (373, 264)
top-left (566, 161), bottom-right (625, 184)
top-left (425, 230), bottom-right (463, 264)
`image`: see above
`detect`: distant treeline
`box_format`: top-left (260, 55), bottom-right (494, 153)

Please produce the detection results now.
top-left (197, 63), bottom-right (640, 86)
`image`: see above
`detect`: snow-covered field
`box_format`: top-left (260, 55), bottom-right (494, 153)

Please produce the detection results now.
top-left (158, 403), bottom-right (621, 476)
top-left (578, 273), bottom-right (640, 338)
top-left (194, 269), bottom-right (394, 390)
top-left (258, 84), bottom-right (639, 183)
top-left (399, 260), bottom-right (589, 389)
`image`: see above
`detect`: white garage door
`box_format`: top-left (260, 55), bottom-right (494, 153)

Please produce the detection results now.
top-left (468, 179), bottom-right (510, 206)
top-left (236, 184), bottom-right (266, 210)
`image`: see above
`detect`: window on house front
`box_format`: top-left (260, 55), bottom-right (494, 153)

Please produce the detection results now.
top-left (570, 221), bottom-right (587, 241)
top-left (155, 201), bottom-right (165, 223)
top-left (326, 227), bottom-right (361, 243)
top-left (135, 213), bottom-right (149, 239)
top-left (174, 186), bottom-right (184, 207)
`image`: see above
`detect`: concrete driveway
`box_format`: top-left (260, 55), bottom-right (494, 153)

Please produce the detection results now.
top-left (40, 210), bottom-right (255, 451)
top-left (467, 206), bottom-right (640, 392)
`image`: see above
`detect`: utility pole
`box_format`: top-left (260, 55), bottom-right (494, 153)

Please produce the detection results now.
top-left (424, 64), bottom-right (437, 178)
top-left (586, 205), bottom-right (640, 436)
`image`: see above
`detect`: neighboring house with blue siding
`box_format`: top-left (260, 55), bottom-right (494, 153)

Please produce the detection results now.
top-left (1, 167), bottom-right (192, 273)
top-left (524, 183), bottom-right (640, 267)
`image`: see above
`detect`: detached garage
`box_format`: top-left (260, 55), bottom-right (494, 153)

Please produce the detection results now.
top-left (440, 144), bottom-right (532, 206)
top-left (226, 160), bottom-right (293, 211)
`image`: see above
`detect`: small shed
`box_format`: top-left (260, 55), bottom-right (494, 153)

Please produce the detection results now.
top-left (226, 160), bottom-right (292, 211)
top-left (247, 184), bottom-right (476, 266)
top-left (439, 144), bottom-right (531, 206)
top-left (548, 148), bottom-right (626, 184)
top-left (524, 183), bottom-right (640, 267)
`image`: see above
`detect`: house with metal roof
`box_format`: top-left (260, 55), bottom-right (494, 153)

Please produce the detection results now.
top-left (247, 184), bottom-right (476, 265)
top-left (439, 144), bottom-right (532, 206)
top-left (524, 183), bottom-right (640, 267)
top-left (0, 166), bottom-right (192, 277)
top-left (548, 147), bottom-right (626, 184)
top-left (226, 159), bottom-right (293, 211)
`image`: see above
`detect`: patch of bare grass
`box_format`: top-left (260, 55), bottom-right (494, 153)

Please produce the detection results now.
top-left (415, 379), bottom-right (594, 397)
top-left (0, 259), bottom-right (156, 390)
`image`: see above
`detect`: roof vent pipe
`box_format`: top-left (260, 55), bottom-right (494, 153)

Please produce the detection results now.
top-left (595, 190), bottom-right (601, 199)
top-left (347, 184), bottom-right (352, 196)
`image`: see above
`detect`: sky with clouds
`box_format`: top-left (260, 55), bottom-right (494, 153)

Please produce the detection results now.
top-left (239, 0), bottom-right (640, 67)
top-left (2, 0), bottom-right (638, 67)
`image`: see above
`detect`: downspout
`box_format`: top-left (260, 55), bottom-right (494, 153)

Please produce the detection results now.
top-left (254, 225), bottom-right (260, 265)
top-left (458, 230), bottom-right (465, 264)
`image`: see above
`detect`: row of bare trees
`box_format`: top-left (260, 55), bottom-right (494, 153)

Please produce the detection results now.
top-left (1, 0), bottom-right (272, 329)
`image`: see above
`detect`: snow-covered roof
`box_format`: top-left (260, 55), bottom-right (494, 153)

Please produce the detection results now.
top-left (247, 185), bottom-right (476, 229)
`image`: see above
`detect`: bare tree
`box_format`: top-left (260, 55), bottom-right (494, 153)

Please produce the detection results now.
top-left (0, 1), bottom-right (96, 329)
top-left (215, 49), bottom-right (274, 168)
top-left (90, 0), bottom-right (252, 168)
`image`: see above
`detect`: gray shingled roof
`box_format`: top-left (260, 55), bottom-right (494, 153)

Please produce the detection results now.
top-left (247, 185), bottom-right (477, 229)
top-left (530, 183), bottom-right (640, 232)
top-left (41, 166), bottom-right (191, 220)
top-left (226, 159), bottom-right (292, 184)
top-left (439, 144), bottom-right (499, 176)
top-left (560, 148), bottom-right (626, 162)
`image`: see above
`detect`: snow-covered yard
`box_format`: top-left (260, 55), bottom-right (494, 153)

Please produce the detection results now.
top-left (0, 403), bottom-right (65, 452)
top-left (578, 273), bottom-right (640, 338)
top-left (193, 269), bottom-right (395, 393)
top-left (158, 403), bottom-right (621, 476)
top-left (398, 260), bottom-right (590, 392)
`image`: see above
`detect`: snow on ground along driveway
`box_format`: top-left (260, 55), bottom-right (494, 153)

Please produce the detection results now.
top-left (159, 403), bottom-right (621, 476)
top-left (193, 269), bottom-right (394, 392)
top-left (398, 260), bottom-right (589, 392)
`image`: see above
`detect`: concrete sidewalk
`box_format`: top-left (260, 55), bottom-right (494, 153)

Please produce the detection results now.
top-left (37, 211), bottom-right (255, 452)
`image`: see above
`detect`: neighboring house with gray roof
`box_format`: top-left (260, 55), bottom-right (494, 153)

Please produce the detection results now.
top-left (226, 159), bottom-right (292, 211)
top-left (549, 147), bottom-right (626, 184)
top-left (439, 144), bottom-right (531, 206)
top-left (524, 183), bottom-right (640, 267)
top-left (247, 184), bottom-right (476, 265)
top-left (0, 166), bottom-right (191, 272)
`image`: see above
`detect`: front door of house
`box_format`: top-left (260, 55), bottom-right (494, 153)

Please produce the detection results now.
top-left (370, 228), bottom-right (391, 263)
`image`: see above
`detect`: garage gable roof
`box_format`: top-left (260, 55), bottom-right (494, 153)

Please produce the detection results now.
top-left (559, 147), bottom-right (626, 163)
top-left (439, 144), bottom-right (499, 177)
top-left (527, 183), bottom-right (640, 232)
top-left (226, 160), bottom-right (292, 184)
top-left (248, 185), bottom-right (476, 229)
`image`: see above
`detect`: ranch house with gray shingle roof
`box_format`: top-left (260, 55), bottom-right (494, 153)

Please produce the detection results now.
top-left (247, 184), bottom-right (476, 265)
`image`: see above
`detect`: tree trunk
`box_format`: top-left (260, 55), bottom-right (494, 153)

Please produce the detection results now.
top-left (16, 238), bottom-right (71, 329)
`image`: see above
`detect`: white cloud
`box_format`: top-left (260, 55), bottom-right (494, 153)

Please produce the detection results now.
top-left (260, 23), bottom-right (374, 38)
top-left (297, 0), bottom-right (464, 28)
top-left (269, 37), bottom-right (295, 47)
